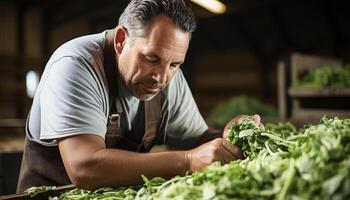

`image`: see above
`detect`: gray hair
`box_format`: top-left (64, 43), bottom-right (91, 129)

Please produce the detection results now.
top-left (118, 0), bottom-right (197, 39)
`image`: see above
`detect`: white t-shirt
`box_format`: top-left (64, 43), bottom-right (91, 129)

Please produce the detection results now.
top-left (27, 31), bottom-right (208, 148)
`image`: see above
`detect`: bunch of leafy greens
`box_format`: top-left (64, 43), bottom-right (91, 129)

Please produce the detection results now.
top-left (226, 116), bottom-right (297, 158)
top-left (207, 96), bottom-right (277, 127)
top-left (298, 64), bottom-right (350, 88)
top-left (25, 186), bottom-right (56, 197)
top-left (29, 116), bottom-right (350, 199)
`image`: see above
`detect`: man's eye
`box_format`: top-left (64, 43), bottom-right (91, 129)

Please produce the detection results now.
top-left (145, 56), bottom-right (158, 63)
top-left (170, 64), bottom-right (177, 69)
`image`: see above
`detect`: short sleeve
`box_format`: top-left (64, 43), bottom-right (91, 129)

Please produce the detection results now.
top-left (165, 70), bottom-right (208, 147)
top-left (39, 57), bottom-right (107, 140)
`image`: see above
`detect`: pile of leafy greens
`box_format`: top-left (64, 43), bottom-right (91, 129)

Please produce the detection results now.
top-left (25, 186), bottom-right (56, 197)
top-left (48, 187), bottom-right (137, 200)
top-left (297, 64), bottom-right (350, 88)
top-left (29, 116), bottom-right (350, 199)
top-left (207, 96), bottom-right (277, 127)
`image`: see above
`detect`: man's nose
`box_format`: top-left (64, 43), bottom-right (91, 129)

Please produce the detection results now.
top-left (152, 65), bottom-right (169, 84)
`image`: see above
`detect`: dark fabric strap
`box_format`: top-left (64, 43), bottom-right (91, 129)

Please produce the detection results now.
top-left (142, 94), bottom-right (162, 150)
top-left (102, 37), bottom-right (119, 110)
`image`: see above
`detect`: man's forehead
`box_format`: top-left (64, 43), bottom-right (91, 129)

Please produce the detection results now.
top-left (142, 42), bottom-right (186, 62)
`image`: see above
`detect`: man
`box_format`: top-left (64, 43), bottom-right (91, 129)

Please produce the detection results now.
top-left (17, 0), bottom-right (262, 192)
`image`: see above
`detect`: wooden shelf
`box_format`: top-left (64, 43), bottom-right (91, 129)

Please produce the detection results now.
top-left (0, 135), bottom-right (24, 153)
top-left (277, 53), bottom-right (350, 122)
top-left (0, 119), bottom-right (26, 128)
top-left (290, 108), bottom-right (350, 127)
top-left (289, 88), bottom-right (350, 97)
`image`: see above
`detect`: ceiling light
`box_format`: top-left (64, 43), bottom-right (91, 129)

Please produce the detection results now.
top-left (191, 0), bottom-right (226, 14)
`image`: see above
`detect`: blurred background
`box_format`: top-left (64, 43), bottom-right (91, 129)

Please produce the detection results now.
top-left (0, 0), bottom-right (349, 195)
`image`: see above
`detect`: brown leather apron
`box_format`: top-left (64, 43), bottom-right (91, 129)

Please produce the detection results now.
top-left (16, 43), bottom-right (163, 193)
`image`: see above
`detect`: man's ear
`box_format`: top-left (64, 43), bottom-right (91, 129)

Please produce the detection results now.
top-left (114, 27), bottom-right (128, 54)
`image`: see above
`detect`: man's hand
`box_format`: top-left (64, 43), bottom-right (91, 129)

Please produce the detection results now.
top-left (185, 114), bottom-right (264, 172)
top-left (185, 138), bottom-right (243, 172)
top-left (223, 114), bottom-right (263, 139)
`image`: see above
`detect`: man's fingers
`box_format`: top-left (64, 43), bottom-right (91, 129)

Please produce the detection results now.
top-left (221, 114), bottom-right (261, 164)
top-left (222, 140), bottom-right (243, 159)
top-left (224, 114), bottom-right (264, 139)
top-left (221, 145), bottom-right (236, 163)
top-left (259, 123), bottom-right (265, 129)
top-left (253, 114), bottom-right (262, 128)
top-left (223, 116), bottom-right (244, 139)
top-left (235, 115), bottom-right (247, 124)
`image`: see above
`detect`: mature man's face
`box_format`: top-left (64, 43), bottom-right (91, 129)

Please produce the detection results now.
top-left (116, 14), bottom-right (190, 101)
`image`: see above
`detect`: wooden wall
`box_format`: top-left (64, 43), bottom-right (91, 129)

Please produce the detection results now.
top-left (191, 49), bottom-right (277, 117)
top-left (0, 1), bottom-right (90, 122)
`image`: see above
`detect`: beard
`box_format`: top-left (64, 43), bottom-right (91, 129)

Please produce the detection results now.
top-left (137, 92), bottom-right (158, 101)
top-left (130, 78), bottom-right (167, 101)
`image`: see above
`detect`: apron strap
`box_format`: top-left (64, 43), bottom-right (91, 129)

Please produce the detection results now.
top-left (108, 98), bottom-right (123, 128)
top-left (141, 93), bottom-right (163, 151)
top-left (102, 33), bottom-right (119, 110)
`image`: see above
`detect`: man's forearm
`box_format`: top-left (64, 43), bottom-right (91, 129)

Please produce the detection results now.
top-left (72, 148), bottom-right (188, 190)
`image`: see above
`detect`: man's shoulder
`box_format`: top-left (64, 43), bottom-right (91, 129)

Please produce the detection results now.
top-left (45, 31), bottom-right (108, 90)
top-left (38, 31), bottom-right (109, 110)
top-left (50, 31), bottom-right (106, 63)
